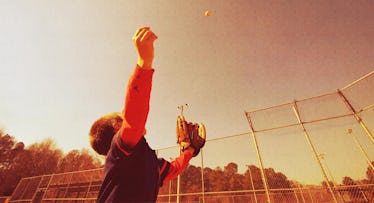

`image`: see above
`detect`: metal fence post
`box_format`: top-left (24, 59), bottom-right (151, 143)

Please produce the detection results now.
top-left (200, 148), bottom-right (205, 203)
top-left (245, 112), bottom-right (272, 203)
top-left (40, 174), bottom-right (54, 201)
top-left (293, 187), bottom-right (300, 203)
top-left (347, 129), bottom-right (374, 172)
top-left (298, 187), bottom-right (306, 203)
top-left (19, 178), bottom-right (30, 201)
top-left (292, 101), bottom-right (338, 203)
top-left (307, 188), bottom-right (315, 203)
top-left (246, 165), bottom-right (258, 203)
top-left (337, 90), bottom-right (374, 145)
top-left (84, 171), bottom-right (94, 199)
top-left (318, 153), bottom-right (345, 202)
top-left (30, 176), bottom-right (44, 202)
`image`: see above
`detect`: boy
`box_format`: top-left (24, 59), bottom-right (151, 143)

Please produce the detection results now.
top-left (89, 27), bottom-right (205, 202)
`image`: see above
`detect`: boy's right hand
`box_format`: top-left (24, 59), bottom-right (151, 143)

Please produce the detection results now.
top-left (133, 27), bottom-right (158, 69)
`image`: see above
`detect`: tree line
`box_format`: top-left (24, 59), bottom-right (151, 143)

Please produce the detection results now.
top-left (1, 129), bottom-right (373, 201)
top-left (159, 162), bottom-right (374, 202)
top-left (158, 162), bottom-right (296, 202)
top-left (0, 131), bottom-right (102, 196)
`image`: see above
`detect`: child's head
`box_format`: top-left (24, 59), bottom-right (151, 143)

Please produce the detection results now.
top-left (89, 112), bottom-right (123, 155)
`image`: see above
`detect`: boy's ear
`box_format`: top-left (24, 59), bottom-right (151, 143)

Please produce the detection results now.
top-left (112, 121), bottom-right (122, 131)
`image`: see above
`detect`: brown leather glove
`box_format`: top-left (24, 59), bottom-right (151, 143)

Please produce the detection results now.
top-left (176, 115), bottom-right (206, 157)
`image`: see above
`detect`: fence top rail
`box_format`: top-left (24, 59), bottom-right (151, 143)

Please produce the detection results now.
top-left (340, 70), bottom-right (374, 90)
top-left (245, 101), bottom-right (294, 114)
top-left (19, 167), bottom-right (103, 180)
top-left (49, 168), bottom-right (102, 177)
top-left (245, 70), bottom-right (373, 114)
top-left (157, 132), bottom-right (250, 151)
top-left (251, 112), bottom-right (354, 133)
top-left (17, 175), bottom-right (44, 181)
top-left (245, 91), bottom-right (339, 115)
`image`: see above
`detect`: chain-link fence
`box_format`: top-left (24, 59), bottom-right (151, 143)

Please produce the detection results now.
top-left (243, 71), bottom-right (374, 203)
top-left (9, 71), bottom-right (374, 203)
top-left (9, 169), bottom-right (102, 203)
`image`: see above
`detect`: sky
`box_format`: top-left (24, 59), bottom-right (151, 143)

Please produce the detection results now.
top-left (0, 0), bottom-right (373, 184)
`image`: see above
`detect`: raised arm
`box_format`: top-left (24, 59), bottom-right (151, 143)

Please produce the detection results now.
top-left (160, 148), bottom-right (195, 184)
top-left (117, 27), bottom-right (158, 151)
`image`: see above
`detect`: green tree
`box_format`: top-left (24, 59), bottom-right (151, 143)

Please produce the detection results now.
top-left (1, 138), bottom-right (63, 196)
top-left (0, 133), bottom-right (24, 169)
top-left (20, 138), bottom-right (63, 176)
top-left (342, 176), bottom-right (356, 186)
top-left (204, 166), bottom-right (227, 191)
top-left (224, 162), bottom-right (244, 190)
top-left (0, 132), bottom-right (103, 197)
top-left (56, 149), bottom-right (102, 173)
top-left (180, 165), bottom-right (202, 201)
top-left (0, 133), bottom-right (25, 196)
top-left (265, 168), bottom-right (292, 189)
top-left (342, 176), bottom-right (365, 200)
top-left (244, 165), bottom-right (264, 190)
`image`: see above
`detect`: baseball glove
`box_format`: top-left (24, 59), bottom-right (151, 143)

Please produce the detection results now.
top-left (176, 115), bottom-right (206, 157)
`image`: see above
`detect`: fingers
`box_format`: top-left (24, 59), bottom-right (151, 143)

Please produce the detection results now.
top-left (133, 27), bottom-right (157, 44)
top-left (142, 31), bottom-right (157, 42)
top-left (134, 27), bottom-right (150, 37)
top-left (140, 30), bottom-right (157, 43)
top-left (133, 28), bottom-right (148, 44)
top-left (140, 30), bottom-right (151, 42)
top-left (133, 27), bottom-right (149, 40)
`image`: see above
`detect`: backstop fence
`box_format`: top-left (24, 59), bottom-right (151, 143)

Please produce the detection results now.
top-left (8, 71), bottom-right (374, 203)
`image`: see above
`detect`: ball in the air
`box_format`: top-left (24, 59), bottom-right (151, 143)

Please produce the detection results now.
top-left (205, 10), bottom-right (211, 17)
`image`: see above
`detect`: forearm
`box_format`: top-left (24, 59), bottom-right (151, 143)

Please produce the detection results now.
top-left (117, 27), bottom-right (157, 152)
top-left (120, 65), bottom-right (154, 148)
top-left (163, 148), bottom-right (194, 184)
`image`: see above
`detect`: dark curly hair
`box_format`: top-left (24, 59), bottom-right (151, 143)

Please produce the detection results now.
top-left (89, 112), bottom-right (123, 155)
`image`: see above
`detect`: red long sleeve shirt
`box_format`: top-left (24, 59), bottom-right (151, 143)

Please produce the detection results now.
top-left (116, 65), bottom-right (192, 185)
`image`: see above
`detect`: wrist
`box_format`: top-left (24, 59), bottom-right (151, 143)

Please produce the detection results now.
top-left (184, 147), bottom-right (195, 155)
top-left (137, 58), bottom-right (153, 69)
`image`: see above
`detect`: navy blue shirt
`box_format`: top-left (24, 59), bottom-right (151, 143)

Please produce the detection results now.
top-left (97, 134), bottom-right (170, 203)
